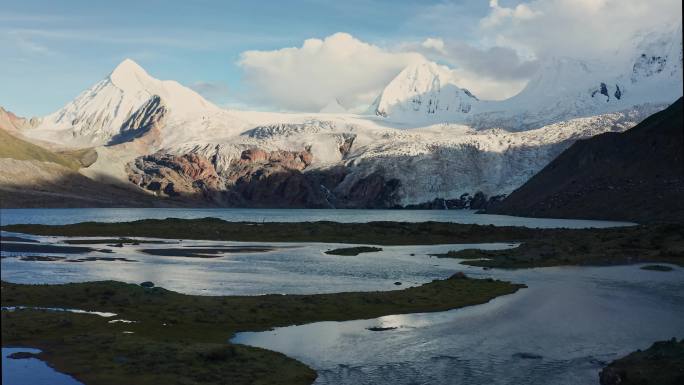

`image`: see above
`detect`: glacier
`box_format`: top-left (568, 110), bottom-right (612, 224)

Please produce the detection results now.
top-left (9, 24), bottom-right (683, 208)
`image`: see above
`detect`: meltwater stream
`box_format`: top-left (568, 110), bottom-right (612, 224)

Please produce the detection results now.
top-left (232, 265), bottom-right (684, 385)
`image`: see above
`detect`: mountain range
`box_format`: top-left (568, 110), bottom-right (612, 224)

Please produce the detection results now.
top-left (1, 24), bottom-right (681, 214)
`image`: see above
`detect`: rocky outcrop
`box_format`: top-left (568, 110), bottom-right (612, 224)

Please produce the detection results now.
top-left (127, 147), bottom-right (404, 208)
top-left (108, 96), bottom-right (167, 145)
top-left (0, 107), bottom-right (40, 132)
top-left (404, 192), bottom-right (506, 210)
top-left (128, 153), bottom-right (222, 199)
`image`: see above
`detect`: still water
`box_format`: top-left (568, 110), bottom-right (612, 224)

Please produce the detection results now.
top-left (0, 210), bottom-right (676, 385)
top-left (233, 264), bottom-right (684, 385)
top-left (0, 208), bottom-right (634, 228)
top-left (2, 348), bottom-right (83, 385)
top-left (1, 232), bottom-right (512, 295)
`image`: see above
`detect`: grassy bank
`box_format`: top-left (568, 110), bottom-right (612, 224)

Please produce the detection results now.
top-left (4, 219), bottom-right (683, 268)
top-left (1, 275), bottom-right (524, 385)
top-left (425, 223), bottom-right (684, 268)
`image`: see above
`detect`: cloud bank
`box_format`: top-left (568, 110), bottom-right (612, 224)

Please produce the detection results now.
top-left (238, 33), bottom-right (423, 112)
top-left (236, 0), bottom-right (681, 111)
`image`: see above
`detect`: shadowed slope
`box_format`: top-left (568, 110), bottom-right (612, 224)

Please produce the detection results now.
top-left (488, 98), bottom-right (684, 223)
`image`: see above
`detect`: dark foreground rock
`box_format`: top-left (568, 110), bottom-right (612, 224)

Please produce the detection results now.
top-left (488, 98), bottom-right (684, 223)
top-left (599, 338), bottom-right (684, 385)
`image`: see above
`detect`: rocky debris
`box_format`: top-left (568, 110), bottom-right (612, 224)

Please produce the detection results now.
top-left (403, 192), bottom-right (506, 210)
top-left (127, 147), bottom-right (406, 208)
top-left (225, 148), bottom-right (313, 185)
top-left (336, 172), bottom-right (402, 209)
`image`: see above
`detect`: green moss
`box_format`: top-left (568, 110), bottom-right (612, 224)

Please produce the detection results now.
top-left (1, 276), bottom-right (524, 385)
top-left (3, 218), bottom-right (539, 245)
top-left (325, 246), bottom-right (382, 256)
top-left (430, 249), bottom-right (497, 259)
top-left (431, 224), bottom-right (684, 269)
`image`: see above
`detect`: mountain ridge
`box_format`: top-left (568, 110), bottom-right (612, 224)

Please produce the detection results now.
top-left (487, 97), bottom-right (684, 223)
top-left (2, 24), bottom-right (682, 209)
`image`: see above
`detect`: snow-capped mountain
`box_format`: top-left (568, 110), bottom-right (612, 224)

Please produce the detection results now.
top-left (5, 25), bottom-right (682, 208)
top-left (24, 59), bottom-right (228, 147)
top-left (470, 23), bottom-right (683, 131)
top-left (370, 61), bottom-right (479, 122)
top-left (373, 24), bottom-right (682, 131)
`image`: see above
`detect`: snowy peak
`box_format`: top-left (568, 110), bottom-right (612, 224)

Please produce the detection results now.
top-left (520, 57), bottom-right (596, 99)
top-left (320, 98), bottom-right (347, 113)
top-left (372, 61), bottom-right (478, 121)
top-left (30, 59), bottom-right (219, 146)
top-left (109, 58), bottom-right (155, 91)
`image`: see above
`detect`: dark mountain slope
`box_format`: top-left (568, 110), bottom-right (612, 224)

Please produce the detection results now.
top-left (488, 98), bottom-right (683, 223)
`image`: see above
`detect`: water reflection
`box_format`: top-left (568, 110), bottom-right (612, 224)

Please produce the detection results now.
top-left (233, 265), bottom-right (684, 385)
top-left (2, 348), bottom-right (83, 385)
top-left (0, 208), bottom-right (635, 228)
top-left (1, 232), bottom-right (513, 295)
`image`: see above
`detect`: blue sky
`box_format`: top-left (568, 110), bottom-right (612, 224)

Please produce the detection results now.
top-left (1, 0), bottom-right (491, 116)
top-left (1, 0), bottom-right (680, 116)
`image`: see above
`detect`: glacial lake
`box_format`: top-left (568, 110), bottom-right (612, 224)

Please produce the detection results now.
top-left (0, 208), bottom-right (635, 228)
top-left (233, 264), bottom-right (684, 385)
top-left (1, 209), bottom-right (677, 385)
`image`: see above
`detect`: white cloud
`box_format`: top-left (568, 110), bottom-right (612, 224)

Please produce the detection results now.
top-left (236, 0), bottom-right (681, 110)
top-left (421, 38), bottom-right (446, 54)
top-left (408, 37), bottom-right (538, 100)
top-left (481, 0), bottom-right (540, 28)
top-left (479, 0), bottom-right (682, 62)
top-left (189, 81), bottom-right (230, 101)
top-left (238, 32), bottom-right (424, 112)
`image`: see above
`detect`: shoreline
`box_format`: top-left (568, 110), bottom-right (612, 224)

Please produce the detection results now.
top-left (4, 218), bottom-right (682, 268)
top-left (1, 275), bottom-right (524, 385)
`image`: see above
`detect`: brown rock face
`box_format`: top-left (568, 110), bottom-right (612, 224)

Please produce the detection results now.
top-left (240, 149), bottom-right (269, 163)
top-left (128, 153), bottom-right (222, 199)
top-left (127, 146), bottom-right (403, 208)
